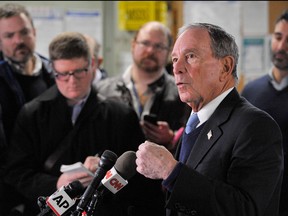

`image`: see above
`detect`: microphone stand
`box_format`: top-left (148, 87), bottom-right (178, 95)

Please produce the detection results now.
top-left (37, 196), bottom-right (54, 216)
top-left (70, 150), bottom-right (117, 216)
top-left (85, 190), bottom-right (104, 216)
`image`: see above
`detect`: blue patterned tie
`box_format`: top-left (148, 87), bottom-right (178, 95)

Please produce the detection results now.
top-left (185, 113), bottom-right (199, 134)
top-left (180, 113), bottom-right (200, 162)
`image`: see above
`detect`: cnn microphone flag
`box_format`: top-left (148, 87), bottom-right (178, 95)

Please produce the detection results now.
top-left (101, 167), bottom-right (128, 194)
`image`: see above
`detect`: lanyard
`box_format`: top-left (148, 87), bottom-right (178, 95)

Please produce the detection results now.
top-left (132, 81), bottom-right (143, 115)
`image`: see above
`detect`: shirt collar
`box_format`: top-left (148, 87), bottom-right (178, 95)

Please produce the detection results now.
top-left (67, 88), bottom-right (91, 107)
top-left (193, 87), bottom-right (234, 126)
top-left (269, 67), bottom-right (288, 90)
top-left (92, 68), bottom-right (103, 85)
top-left (122, 65), bottom-right (166, 92)
top-left (4, 53), bottom-right (42, 76)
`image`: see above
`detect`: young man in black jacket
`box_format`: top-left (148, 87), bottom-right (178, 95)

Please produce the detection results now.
top-left (4, 31), bottom-right (165, 216)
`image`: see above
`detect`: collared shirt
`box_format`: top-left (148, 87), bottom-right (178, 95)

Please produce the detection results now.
top-left (269, 67), bottom-right (288, 91)
top-left (4, 53), bottom-right (42, 76)
top-left (93, 68), bottom-right (103, 84)
top-left (191, 87), bottom-right (234, 128)
top-left (70, 89), bottom-right (90, 125)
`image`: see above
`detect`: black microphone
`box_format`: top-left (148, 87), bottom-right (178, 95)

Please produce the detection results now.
top-left (86, 151), bottom-right (137, 215)
top-left (37, 180), bottom-right (85, 216)
top-left (71, 150), bottom-right (118, 216)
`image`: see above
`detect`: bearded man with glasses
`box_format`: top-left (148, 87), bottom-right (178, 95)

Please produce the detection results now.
top-left (96, 21), bottom-right (190, 153)
top-left (3, 32), bottom-right (166, 216)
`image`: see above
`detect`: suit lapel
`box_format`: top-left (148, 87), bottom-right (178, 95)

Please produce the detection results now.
top-left (186, 88), bottom-right (241, 168)
top-left (188, 124), bottom-right (222, 168)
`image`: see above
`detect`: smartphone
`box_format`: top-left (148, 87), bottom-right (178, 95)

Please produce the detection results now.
top-left (143, 114), bottom-right (158, 125)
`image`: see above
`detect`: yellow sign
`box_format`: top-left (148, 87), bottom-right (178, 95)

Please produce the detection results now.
top-left (118, 1), bottom-right (167, 31)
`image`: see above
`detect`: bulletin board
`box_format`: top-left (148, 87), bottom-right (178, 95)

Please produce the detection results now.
top-left (242, 37), bottom-right (265, 74)
top-left (27, 6), bottom-right (103, 58)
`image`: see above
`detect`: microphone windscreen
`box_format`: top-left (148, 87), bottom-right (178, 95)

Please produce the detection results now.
top-left (99, 150), bottom-right (118, 170)
top-left (66, 180), bottom-right (85, 198)
top-left (114, 151), bottom-right (136, 180)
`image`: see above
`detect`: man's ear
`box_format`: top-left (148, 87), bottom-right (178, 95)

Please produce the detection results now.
top-left (220, 56), bottom-right (234, 81)
top-left (223, 56), bottom-right (234, 73)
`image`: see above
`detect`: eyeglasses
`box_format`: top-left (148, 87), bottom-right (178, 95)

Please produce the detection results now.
top-left (53, 65), bottom-right (90, 81)
top-left (135, 41), bottom-right (169, 52)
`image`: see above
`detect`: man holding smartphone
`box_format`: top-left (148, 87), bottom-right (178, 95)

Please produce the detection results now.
top-left (96, 21), bottom-right (190, 151)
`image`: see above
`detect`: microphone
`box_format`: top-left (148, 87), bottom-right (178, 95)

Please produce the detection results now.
top-left (71, 150), bottom-right (118, 216)
top-left (101, 150), bottom-right (136, 193)
top-left (37, 180), bottom-right (85, 216)
top-left (85, 151), bottom-right (137, 215)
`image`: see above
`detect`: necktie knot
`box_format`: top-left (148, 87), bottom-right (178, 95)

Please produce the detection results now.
top-left (185, 113), bottom-right (199, 134)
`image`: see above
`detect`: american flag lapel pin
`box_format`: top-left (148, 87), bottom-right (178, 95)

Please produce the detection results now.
top-left (207, 130), bottom-right (212, 140)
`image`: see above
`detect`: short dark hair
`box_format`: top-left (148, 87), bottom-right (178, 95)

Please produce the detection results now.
top-left (49, 32), bottom-right (91, 62)
top-left (275, 9), bottom-right (288, 25)
top-left (0, 3), bottom-right (34, 27)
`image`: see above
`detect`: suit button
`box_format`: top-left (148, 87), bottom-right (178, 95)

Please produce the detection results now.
top-left (190, 210), bottom-right (197, 215)
top-left (174, 203), bottom-right (185, 212)
top-left (174, 203), bottom-right (181, 210)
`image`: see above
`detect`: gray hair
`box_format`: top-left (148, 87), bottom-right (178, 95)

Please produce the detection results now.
top-left (178, 23), bottom-right (239, 79)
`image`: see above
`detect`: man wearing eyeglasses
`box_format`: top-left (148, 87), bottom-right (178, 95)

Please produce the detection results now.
top-left (4, 32), bottom-right (166, 216)
top-left (96, 21), bottom-right (190, 152)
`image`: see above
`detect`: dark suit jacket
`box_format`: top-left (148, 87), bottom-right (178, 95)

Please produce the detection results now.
top-left (166, 88), bottom-right (283, 216)
top-left (4, 85), bottom-right (165, 216)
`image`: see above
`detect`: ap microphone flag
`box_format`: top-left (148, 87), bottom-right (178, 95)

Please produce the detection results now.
top-left (46, 186), bottom-right (76, 216)
top-left (41, 180), bottom-right (84, 216)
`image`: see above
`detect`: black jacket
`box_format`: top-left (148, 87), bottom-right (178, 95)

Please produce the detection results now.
top-left (0, 52), bottom-right (54, 153)
top-left (0, 53), bottom-right (55, 215)
top-left (4, 86), bottom-right (165, 216)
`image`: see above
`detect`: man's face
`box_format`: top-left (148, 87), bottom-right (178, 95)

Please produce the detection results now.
top-left (53, 58), bottom-right (94, 103)
top-left (132, 28), bottom-right (169, 73)
top-left (171, 28), bottom-right (224, 111)
top-left (271, 20), bottom-right (288, 71)
top-left (0, 13), bottom-right (35, 63)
